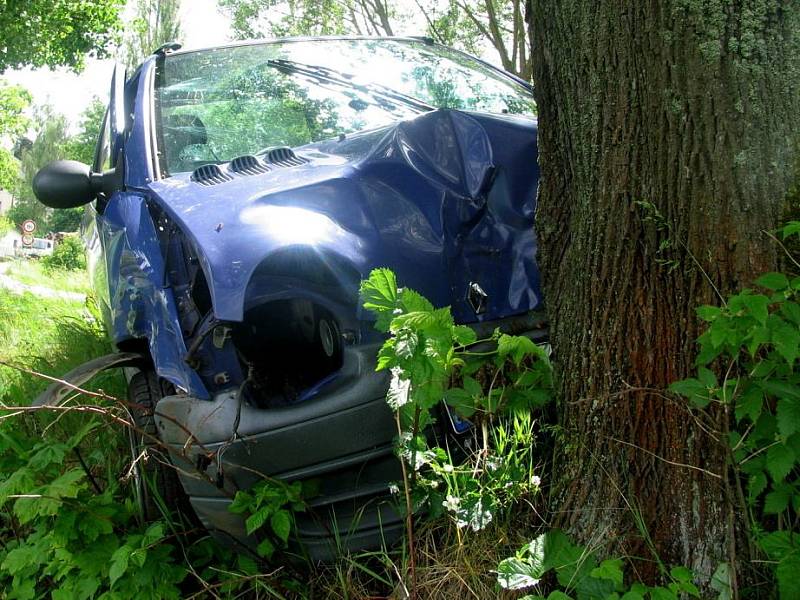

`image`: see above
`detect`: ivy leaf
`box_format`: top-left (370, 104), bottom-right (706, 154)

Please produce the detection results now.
top-left (270, 510), bottom-right (292, 543)
top-left (777, 398), bottom-right (800, 438)
top-left (766, 444), bottom-right (796, 481)
top-left (756, 272), bottom-right (790, 291)
top-left (649, 587), bottom-right (678, 600)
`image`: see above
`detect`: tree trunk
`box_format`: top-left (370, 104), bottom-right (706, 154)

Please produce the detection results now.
top-left (530, 1), bottom-right (800, 588)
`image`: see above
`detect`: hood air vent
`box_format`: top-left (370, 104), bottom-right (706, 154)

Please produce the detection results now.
top-left (191, 164), bottom-right (233, 186)
top-left (229, 155), bottom-right (270, 176)
top-left (264, 147), bottom-right (309, 167)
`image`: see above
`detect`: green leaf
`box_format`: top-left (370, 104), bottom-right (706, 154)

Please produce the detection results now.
top-left (256, 537), bottom-right (275, 559)
top-left (756, 272), bottom-right (790, 291)
top-left (697, 367), bottom-right (717, 388)
top-left (590, 558), bottom-right (624, 589)
top-left (771, 320), bottom-right (800, 365)
top-left (399, 287), bottom-right (433, 313)
top-left (546, 593), bottom-right (573, 600)
top-left (669, 378), bottom-right (712, 408)
top-left (453, 325), bottom-right (477, 346)
top-left (747, 471), bottom-right (768, 502)
top-left (766, 443), bottom-right (796, 481)
top-left (782, 301), bottom-right (800, 326)
top-left (395, 328), bottom-right (419, 359)
top-left (270, 510), bottom-right (292, 543)
top-left (758, 531), bottom-right (800, 560)
top-left (108, 546), bottom-right (131, 587)
top-left (777, 397), bottom-right (800, 438)
top-left (497, 534), bottom-right (547, 590)
top-left (649, 586), bottom-right (678, 600)
top-left (245, 507), bottom-right (271, 535)
top-left (696, 305), bottom-right (721, 322)
top-left (764, 484), bottom-right (792, 514)
top-left (360, 268), bottom-right (399, 332)
top-left (777, 554), bottom-right (800, 600)
top-left (735, 387), bottom-right (763, 423)
top-left (497, 334), bottom-right (538, 366)
top-left (620, 592), bottom-right (645, 600)
top-left (742, 294), bottom-right (770, 325)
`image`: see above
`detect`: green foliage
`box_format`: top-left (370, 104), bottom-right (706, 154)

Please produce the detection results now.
top-left (0, 81), bottom-right (32, 192)
top-left (122, 0), bottom-right (182, 71)
top-left (497, 530), bottom-right (701, 600)
top-left (0, 0), bottom-right (123, 72)
top-left (218, 0), bottom-right (532, 79)
top-left (670, 221), bottom-right (800, 599)
top-left (361, 268), bottom-right (551, 532)
top-left (10, 105), bottom-right (71, 227)
top-left (63, 98), bottom-right (106, 166)
top-left (43, 235), bottom-right (87, 271)
top-left (228, 478), bottom-right (315, 560)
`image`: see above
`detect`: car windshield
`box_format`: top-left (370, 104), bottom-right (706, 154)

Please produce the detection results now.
top-left (155, 38), bottom-right (536, 174)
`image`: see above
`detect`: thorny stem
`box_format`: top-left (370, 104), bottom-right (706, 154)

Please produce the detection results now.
top-left (395, 411), bottom-right (417, 600)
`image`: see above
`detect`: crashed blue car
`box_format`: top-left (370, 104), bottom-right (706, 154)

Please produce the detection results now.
top-left (33, 36), bottom-right (546, 559)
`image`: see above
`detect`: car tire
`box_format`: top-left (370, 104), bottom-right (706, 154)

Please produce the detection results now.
top-left (127, 370), bottom-right (190, 522)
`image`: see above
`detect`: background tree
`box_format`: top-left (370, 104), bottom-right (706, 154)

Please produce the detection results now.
top-left (63, 98), bottom-right (106, 165)
top-left (218, 0), bottom-right (532, 80)
top-left (9, 106), bottom-right (70, 228)
top-left (0, 82), bottom-right (31, 192)
top-left (530, 0), bottom-right (799, 588)
top-left (122, 0), bottom-right (182, 71)
top-left (0, 0), bottom-right (123, 72)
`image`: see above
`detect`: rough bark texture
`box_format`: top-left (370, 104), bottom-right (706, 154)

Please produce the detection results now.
top-left (530, 0), bottom-right (800, 587)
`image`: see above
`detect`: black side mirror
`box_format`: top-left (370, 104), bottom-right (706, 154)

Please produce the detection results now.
top-left (33, 160), bottom-right (121, 209)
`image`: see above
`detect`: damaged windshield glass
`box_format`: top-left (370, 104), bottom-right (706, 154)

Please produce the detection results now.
top-left (155, 38), bottom-right (536, 174)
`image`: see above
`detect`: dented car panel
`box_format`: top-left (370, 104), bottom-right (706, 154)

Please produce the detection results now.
top-left (69, 37), bottom-right (545, 557)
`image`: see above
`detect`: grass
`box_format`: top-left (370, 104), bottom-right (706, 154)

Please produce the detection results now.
top-left (0, 267), bottom-right (121, 406)
top-left (1, 258), bottom-right (91, 295)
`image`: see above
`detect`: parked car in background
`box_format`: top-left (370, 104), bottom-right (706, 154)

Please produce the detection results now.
top-left (32, 36), bottom-right (545, 559)
top-left (19, 237), bottom-right (54, 258)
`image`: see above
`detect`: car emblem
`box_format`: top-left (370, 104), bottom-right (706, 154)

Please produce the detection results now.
top-left (467, 281), bottom-right (488, 314)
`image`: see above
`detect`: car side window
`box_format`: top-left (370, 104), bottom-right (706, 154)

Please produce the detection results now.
top-left (93, 109), bottom-right (112, 172)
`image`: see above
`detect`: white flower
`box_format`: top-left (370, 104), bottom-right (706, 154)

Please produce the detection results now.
top-left (442, 495), bottom-right (461, 512)
top-left (531, 475), bottom-right (541, 487)
top-left (393, 308), bottom-right (403, 315)
top-left (429, 480), bottom-right (439, 489)
top-left (388, 483), bottom-right (400, 495)
top-left (443, 463), bottom-right (454, 473)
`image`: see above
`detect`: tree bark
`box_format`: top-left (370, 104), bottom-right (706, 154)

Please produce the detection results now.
top-left (530, 1), bottom-right (799, 587)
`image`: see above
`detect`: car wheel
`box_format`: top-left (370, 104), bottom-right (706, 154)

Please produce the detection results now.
top-left (126, 370), bottom-right (189, 522)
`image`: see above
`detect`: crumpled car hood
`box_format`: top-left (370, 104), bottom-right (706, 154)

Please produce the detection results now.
top-left (148, 108), bottom-right (542, 324)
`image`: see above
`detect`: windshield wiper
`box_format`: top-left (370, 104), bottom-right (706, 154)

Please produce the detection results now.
top-left (266, 58), bottom-right (435, 113)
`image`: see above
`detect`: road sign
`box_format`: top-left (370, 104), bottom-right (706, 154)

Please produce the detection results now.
top-left (21, 233), bottom-right (34, 247)
top-left (21, 220), bottom-right (36, 234)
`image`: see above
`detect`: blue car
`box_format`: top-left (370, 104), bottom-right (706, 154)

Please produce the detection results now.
top-left (33, 36), bottom-right (546, 559)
